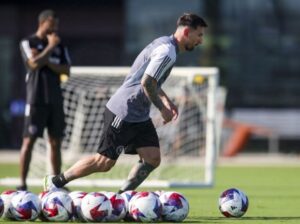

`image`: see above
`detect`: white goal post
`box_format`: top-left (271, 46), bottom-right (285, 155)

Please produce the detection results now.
top-left (10, 66), bottom-right (221, 189)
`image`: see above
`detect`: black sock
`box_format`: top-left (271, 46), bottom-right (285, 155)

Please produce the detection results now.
top-left (52, 174), bottom-right (68, 188)
top-left (119, 162), bottom-right (155, 192)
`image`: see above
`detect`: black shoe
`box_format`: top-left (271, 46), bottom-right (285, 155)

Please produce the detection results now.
top-left (16, 185), bottom-right (27, 191)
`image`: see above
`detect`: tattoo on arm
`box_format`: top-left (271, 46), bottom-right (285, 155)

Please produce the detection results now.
top-left (158, 88), bottom-right (168, 102)
top-left (142, 74), bottom-right (164, 110)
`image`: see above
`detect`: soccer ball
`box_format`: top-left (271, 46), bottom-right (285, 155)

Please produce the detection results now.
top-left (129, 191), bottom-right (162, 222)
top-left (1, 190), bottom-right (19, 219)
top-left (80, 192), bottom-right (112, 222)
top-left (10, 191), bottom-right (40, 221)
top-left (69, 191), bottom-right (87, 221)
top-left (38, 191), bottom-right (50, 201)
top-left (159, 191), bottom-right (189, 222)
top-left (120, 190), bottom-right (137, 221)
top-left (38, 191), bottom-right (50, 221)
top-left (41, 191), bottom-right (74, 221)
top-left (0, 196), bottom-right (4, 217)
top-left (102, 192), bottom-right (126, 221)
top-left (154, 190), bottom-right (165, 197)
top-left (219, 188), bottom-right (249, 218)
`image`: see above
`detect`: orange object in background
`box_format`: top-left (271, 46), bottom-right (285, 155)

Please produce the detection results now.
top-left (222, 118), bottom-right (274, 157)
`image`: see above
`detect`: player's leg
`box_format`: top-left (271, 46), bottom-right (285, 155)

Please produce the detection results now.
top-left (119, 147), bottom-right (160, 193)
top-left (47, 103), bottom-right (66, 175)
top-left (18, 136), bottom-right (37, 190)
top-left (48, 136), bottom-right (62, 174)
top-left (18, 105), bottom-right (47, 190)
top-left (45, 153), bottom-right (116, 190)
top-left (44, 107), bottom-right (125, 190)
top-left (119, 119), bottom-right (160, 193)
top-left (65, 154), bottom-right (116, 180)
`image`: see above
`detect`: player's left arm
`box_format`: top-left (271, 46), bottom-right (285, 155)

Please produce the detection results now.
top-left (47, 45), bottom-right (71, 76)
top-left (47, 63), bottom-right (70, 75)
top-left (158, 88), bottom-right (178, 120)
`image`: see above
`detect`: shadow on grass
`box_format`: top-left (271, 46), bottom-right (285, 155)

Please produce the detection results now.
top-left (242, 217), bottom-right (300, 220)
top-left (187, 216), bottom-right (300, 223)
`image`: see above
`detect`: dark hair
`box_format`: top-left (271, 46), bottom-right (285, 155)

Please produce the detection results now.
top-left (177, 13), bottom-right (208, 29)
top-left (38, 9), bottom-right (57, 23)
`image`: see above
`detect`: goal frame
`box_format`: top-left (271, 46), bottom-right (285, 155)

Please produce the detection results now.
top-left (65, 66), bottom-right (220, 188)
top-left (0, 66), bottom-right (220, 189)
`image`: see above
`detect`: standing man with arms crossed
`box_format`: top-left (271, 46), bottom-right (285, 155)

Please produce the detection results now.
top-left (18, 9), bottom-right (71, 191)
top-left (44, 13), bottom-right (207, 192)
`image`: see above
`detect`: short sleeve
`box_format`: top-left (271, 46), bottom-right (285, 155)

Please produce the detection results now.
top-left (60, 46), bottom-right (71, 65)
top-left (144, 46), bottom-right (175, 81)
top-left (20, 39), bottom-right (33, 62)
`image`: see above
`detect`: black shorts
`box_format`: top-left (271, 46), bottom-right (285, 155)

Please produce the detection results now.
top-left (97, 107), bottom-right (159, 160)
top-left (23, 104), bottom-right (65, 138)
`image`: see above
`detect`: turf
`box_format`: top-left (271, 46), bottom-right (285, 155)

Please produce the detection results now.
top-left (0, 163), bottom-right (299, 223)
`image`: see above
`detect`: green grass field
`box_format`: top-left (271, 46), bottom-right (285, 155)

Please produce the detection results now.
top-left (0, 163), bottom-right (299, 223)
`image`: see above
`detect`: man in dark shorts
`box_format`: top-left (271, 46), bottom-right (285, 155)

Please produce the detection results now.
top-left (44, 13), bottom-right (207, 192)
top-left (18, 9), bottom-right (71, 190)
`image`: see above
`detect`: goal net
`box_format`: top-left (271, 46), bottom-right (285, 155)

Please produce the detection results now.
top-left (28, 66), bottom-right (220, 188)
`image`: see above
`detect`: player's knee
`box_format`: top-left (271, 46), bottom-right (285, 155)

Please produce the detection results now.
top-left (48, 137), bottom-right (62, 149)
top-left (145, 155), bottom-right (161, 168)
top-left (94, 154), bottom-right (115, 172)
top-left (102, 163), bottom-right (114, 172)
top-left (152, 158), bottom-right (161, 168)
top-left (138, 147), bottom-right (161, 168)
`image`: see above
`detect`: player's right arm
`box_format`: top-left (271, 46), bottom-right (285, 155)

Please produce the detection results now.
top-left (158, 88), bottom-right (178, 121)
top-left (141, 74), bottom-right (164, 110)
top-left (141, 45), bottom-right (176, 124)
top-left (20, 33), bottom-right (60, 71)
top-left (141, 44), bottom-right (176, 124)
top-left (141, 74), bottom-right (174, 124)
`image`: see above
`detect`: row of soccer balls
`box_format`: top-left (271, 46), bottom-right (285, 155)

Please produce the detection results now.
top-left (0, 187), bottom-right (249, 222)
top-left (0, 189), bottom-right (190, 222)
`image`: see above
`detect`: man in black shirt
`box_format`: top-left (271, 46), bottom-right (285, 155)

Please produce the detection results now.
top-left (18, 9), bottom-right (71, 190)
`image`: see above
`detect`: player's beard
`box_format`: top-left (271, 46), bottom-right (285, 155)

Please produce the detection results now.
top-left (185, 44), bottom-right (195, 52)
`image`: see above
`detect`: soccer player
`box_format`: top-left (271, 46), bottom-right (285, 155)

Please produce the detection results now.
top-left (44, 13), bottom-right (207, 192)
top-left (18, 9), bottom-right (71, 190)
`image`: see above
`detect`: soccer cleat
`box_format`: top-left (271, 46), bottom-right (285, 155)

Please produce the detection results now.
top-left (43, 175), bottom-right (57, 191)
top-left (16, 185), bottom-right (27, 191)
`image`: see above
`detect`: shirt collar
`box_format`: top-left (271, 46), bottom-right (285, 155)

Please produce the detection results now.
top-left (170, 35), bottom-right (179, 54)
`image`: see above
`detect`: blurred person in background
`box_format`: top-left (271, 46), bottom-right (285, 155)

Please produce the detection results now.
top-left (18, 9), bottom-right (71, 190)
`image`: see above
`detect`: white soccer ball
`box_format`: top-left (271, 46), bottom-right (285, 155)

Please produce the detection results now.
top-left (219, 188), bottom-right (249, 218)
top-left (41, 191), bottom-right (74, 221)
top-left (69, 191), bottom-right (87, 221)
top-left (102, 192), bottom-right (126, 221)
top-left (120, 190), bottom-right (137, 221)
top-left (1, 190), bottom-right (19, 220)
top-left (38, 191), bottom-right (51, 221)
top-left (10, 191), bottom-right (40, 221)
top-left (80, 192), bottom-right (112, 222)
top-left (129, 191), bottom-right (162, 222)
top-left (38, 191), bottom-right (50, 201)
top-left (154, 190), bottom-right (165, 197)
top-left (159, 191), bottom-right (189, 222)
